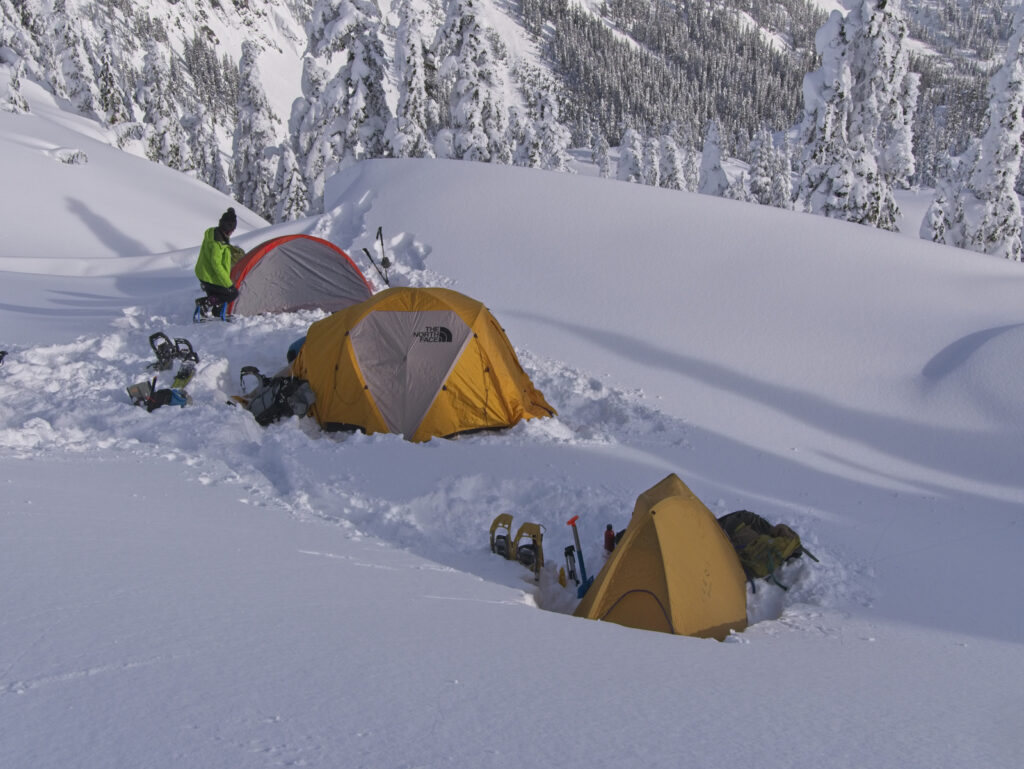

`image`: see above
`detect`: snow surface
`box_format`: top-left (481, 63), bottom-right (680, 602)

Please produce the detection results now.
top-left (2, 74), bottom-right (1023, 769)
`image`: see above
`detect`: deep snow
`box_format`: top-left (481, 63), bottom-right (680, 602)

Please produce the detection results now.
top-left (1, 76), bottom-right (1022, 769)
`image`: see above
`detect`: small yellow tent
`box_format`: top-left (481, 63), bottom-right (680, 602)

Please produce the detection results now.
top-left (574, 474), bottom-right (748, 640)
top-left (292, 287), bottom-right (555, 442)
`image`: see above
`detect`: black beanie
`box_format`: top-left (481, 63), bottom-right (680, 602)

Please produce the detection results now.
top-left (219, 207), bottom-right (237, 232)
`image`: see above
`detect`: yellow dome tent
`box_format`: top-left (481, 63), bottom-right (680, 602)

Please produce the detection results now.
top-left (292, 287), bottom-right (555, 442)
top-left (574, 474), bottom-right (748, 640)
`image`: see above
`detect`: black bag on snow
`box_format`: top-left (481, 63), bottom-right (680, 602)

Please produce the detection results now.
top-left (239, 366), bottom-right (316, 426)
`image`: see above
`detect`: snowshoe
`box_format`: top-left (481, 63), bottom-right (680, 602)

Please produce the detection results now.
top-left (148, 331), bottom-right (199, 369)
top-left (489, 513), bottom-right (514, 559)
top-left (174, 337), bottom-right (199, 363)
top-left (147, 332), bottom-right (177, 370)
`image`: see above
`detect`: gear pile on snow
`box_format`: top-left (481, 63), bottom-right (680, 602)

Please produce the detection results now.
top-left (717, 510), bottom-right (819, 591)
top-left (127, 332), bottom-right (199, 412)
top-left (231, 366), bottom-right (315, 426)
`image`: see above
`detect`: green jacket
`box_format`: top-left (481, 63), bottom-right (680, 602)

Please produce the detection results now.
top-left (194, 227), bottom-right (235, 288)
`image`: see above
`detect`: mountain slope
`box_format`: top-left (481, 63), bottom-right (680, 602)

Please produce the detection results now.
top-left (4, 0), bottom-right (1009, 199)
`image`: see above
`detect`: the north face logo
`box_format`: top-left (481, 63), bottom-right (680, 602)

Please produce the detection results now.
top-left (413, 326), bottom-right (453, 343)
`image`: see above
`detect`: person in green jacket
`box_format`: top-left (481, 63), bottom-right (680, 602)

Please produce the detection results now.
top-left (195, 207), bottom-right (243, 313)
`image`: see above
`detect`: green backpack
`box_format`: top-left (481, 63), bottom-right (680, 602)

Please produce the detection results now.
top-left (717, 510), bottom-right (816, 590)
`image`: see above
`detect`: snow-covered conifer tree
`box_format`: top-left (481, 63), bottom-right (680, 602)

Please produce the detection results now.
top-left (0, 0), bottom-right (28, 50)
top-left (183, 108), bottom-right (229, 193)
top-left (535, 89), bottom-right (571, 172)
top-left (298, 0), bottom-right (392, 212)
top-left (389, 0), bottom-right (439, 158)
top-left (750, 129), bottom-right (794, 210)
top-left (616, 127), bottom-right (643, 183)
top-left (2, 58), bottom-right (30, 114)
top-left (748, 128), bottom-right (776, 205)
top-left (437, 0), bottom-right (509, 163)
top-left (595, 133), bottom-right (612, 179)
top-left (725, 171), bottom-right (751, 202)
top-left (798, 23), bottom-right (851, 219)
top-left (678, 126), bottom-right (701, 192)
top-left (641, 137), bottom-right (660, 187)
top-left (138, 39), bottom-right (190, 171)
top-left (920, 189), bottom-right (951, 245)
top-left (770, 141), bottom-right (795, 210)
top-left (512, 110), bottom-right (542, 168)
top-left (659, 135), bottom-right (685, 191)
top-left (921, 151), bottom-right (968, 247)
top-left (30, 6), bottom-right (65, 102)
top-left (512, 64), bottom-right (572, 171)
top-left (799, 1), bottom-right (915, 230)
top-left (96, 29), bottom-right (133, 125)
top-left (483, 96), bottom-right (513, 164)
top-left (925, 8), bottom-right (1024, 260)
top-left (232, 41), bottom-right (279, 222)
top-left (846, 0), bottom-right (918, 189)
top-left (274, 145), bottom-right (310, 223)
top-left (800, 55), bottom-right (891, 226)
top-left (138, 40), bottom-right (168, 129)
top-left (48, 2), bottom-right (97, 118)
top-left (698, 120), bottom-right (729, 197)
top-left (290, 55), bottom-right (328, 173)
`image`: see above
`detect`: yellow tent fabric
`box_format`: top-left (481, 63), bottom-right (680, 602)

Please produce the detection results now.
top-left (574, 474), bottom-right (748, 640)
top-left (291, 287), bottom-right (555, 442)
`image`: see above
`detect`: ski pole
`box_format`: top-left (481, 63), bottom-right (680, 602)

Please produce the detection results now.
top-left (376, 225), bottom-right (391, 285)
top-left (361, 246), bottom-right (388, 286)
top-left (360, 226), bottom-right (391, 287)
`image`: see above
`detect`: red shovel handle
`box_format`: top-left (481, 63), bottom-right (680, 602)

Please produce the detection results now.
top-left (566, 515), bottom-right (579, 527)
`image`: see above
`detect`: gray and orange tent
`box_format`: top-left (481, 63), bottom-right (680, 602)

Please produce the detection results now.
top-left (228, 234), bottom-right (373, 316)
top-left (574, 474), bottom-right (748, 640)
top-left (291, 286), bottom-right (555, 442)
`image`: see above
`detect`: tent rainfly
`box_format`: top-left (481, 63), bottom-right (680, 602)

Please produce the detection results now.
top-left (228, 235), bottom-right (373, 316)
top-left (292, 286), bottom-right (555, 442)
top-left (574, 474), bottom-right (748, 640)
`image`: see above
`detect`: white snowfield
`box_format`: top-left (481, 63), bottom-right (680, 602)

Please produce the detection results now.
top-left (1, 83), bottom-right (1022, 769)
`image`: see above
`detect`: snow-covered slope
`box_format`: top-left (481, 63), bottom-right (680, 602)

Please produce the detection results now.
top-left (2, 79), bottom-right (1022, 769)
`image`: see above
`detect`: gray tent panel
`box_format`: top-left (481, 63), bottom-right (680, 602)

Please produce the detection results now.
top-left (349, 310), bottom-right (472, 438)
top-left (232, 238), bottom-right (372, 316)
